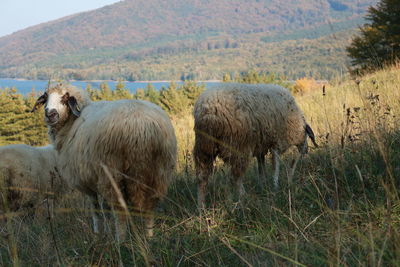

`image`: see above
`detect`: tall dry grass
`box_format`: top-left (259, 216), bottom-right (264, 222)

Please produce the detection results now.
top-left (1, 67), bottom-right (400, 266)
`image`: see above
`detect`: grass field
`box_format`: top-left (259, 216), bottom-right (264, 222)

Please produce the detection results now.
top-left (1, 66), bottom-right (400, 266)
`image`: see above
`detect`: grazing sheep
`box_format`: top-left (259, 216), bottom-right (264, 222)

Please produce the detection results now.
top-left (0, 144), bottom-right (64, 216)
top-left (32, 84), bottom-right (177, 239)
top-left (194, 83), bottom-right (317, 208)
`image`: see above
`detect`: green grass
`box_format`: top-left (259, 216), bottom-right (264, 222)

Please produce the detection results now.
top-left (1, 66), bottom-right (400, 266)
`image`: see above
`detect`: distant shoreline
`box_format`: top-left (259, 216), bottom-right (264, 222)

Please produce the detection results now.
top-left (0, 78), bottom-right (222, 95)
top-left (1, 78), bottom-right (221, 83)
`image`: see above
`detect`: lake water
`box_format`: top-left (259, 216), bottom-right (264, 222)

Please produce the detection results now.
top-left (0, 79), bottom-right (220, 95)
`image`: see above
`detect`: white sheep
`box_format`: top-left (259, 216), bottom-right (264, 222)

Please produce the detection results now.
top-left (32, 84), bottom-right (177, 239)
top-left (193, 83), bottom-right (317, 208)
top-left (0, 144), bottom-right (65, 216)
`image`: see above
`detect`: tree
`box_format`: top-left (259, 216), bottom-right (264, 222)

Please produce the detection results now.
top-left (144, 83), bottom-right (160, 104)
top-left (159, 82), bottom-right (189, 115)
top-left (113, 80), bottom-right (132, 100)
top-left (236, 70), bottom-right (261, 84)
top-left (181, 81), bottom-right (205, 107)
top-left (292, 77), bottom-right (320, 95)
top-left (98, 82), bottom-right (113, 100)
top-left (86, 83), bottom-right (100, 101)
top-left (0, 88), bottom-right (47, 146)
top-left (346, 0), bottom-right (400, 74)
top-left (233, 70), bottom-right (293, 90)
top-left (222, 73), bottom-right (232, 82)
top-left (135, 88), bottom-right (145, 100)
top-left (24, 90), bottom-right (48, 145)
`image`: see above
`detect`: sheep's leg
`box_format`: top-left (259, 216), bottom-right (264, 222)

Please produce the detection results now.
top-left (194, 137), bottom-right (216, 210)
top-left (287, 155), bottom-right (300, 185)
top-left (100, 189), bottom-right (127, 242)
top-left (196, 158), bottom-right (213, 210)
top-left (145, 214), bottom-right (154, 238)
top-left (92, 213), bottom-right (99, 234)
top-left (142, 198), bottom-right (157, 238)
top-left (272, 150), bottom-right (280, 190)
top-left (236, 177), bottom-right (246, 198)
top-left (197, 171), bottom-right (210, 210)
top-left (231, 157), bottom-right (249, 202)
top-left (108, 190), bottom-right (128, 243)
top-left (110, 205), bottom-right (128, 244)
top-left (126, 180), bottom-right (158, 239)
top-left (257, 154), bottom-right (266, 180)
top-left (287, 137), bottom-right (307, 185)
top-left (101, 166), bottom-right (129, 243)
top-left (91, 195), bottom-right (104, 234)
top-left (108, 207), bottom-right (127, 267)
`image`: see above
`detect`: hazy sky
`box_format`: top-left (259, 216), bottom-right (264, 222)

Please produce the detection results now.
top-left (0, 0), bottom-right (121, 37)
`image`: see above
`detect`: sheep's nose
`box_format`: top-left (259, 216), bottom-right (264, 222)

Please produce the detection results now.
top-left (45, 108), bottom-right (58, 118)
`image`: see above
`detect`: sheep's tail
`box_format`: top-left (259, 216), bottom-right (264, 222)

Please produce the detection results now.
top-left (305, 124), bottom-right (318, 148)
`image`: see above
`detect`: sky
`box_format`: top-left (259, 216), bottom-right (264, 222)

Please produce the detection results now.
top-left (0, 0), bottom-right (121, 37)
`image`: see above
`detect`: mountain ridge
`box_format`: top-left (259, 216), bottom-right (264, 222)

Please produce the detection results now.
top-left (0, 0), bottom-right (378, 80)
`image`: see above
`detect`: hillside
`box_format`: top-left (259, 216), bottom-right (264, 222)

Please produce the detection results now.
top-left (0, 0), bottom-right (378, 80)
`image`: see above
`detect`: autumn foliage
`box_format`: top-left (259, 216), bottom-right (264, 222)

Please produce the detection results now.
top-left (292, 77), bottom-right (325, 95)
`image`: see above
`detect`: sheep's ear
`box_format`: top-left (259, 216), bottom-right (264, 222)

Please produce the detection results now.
top-left (68, 96), bottom-right (81, 117)
top-left (305, 124), bottom-right (318, 148)
top-left (31, 92), bottom-right (48, 112)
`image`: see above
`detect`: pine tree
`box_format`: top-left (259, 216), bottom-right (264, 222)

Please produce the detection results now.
top-left (86, 84), bottom-right (101, 101)
top-left (135, 88), bottom-right (145, 100)
top-left (24, 91), bottom-right (48, 145)
top-left (0, 88), bottom-right (47, 145)
top-left (233, 71), bottom-right (293, 90)
top-left (159, 82), bottom-right (189, 115)
top-left (113, 80), bottom-right (132, 100)
top-left (144, 83), bottom-right (160, 104)
top-left (236, 70), bottom-right (261, 84)
top-left (347, 0), bottom-right (400, 74)
top-left (222, 73), bottom-right (232, 82)
top-left (98, 82), bottom-right (113, 100)
top-left (181, 81), bottom-right (205, 107)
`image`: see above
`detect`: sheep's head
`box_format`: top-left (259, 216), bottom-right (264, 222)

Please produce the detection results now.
top-left (297, 124), bottom-right (318, 154)
top-left (32, 84), bottom-right (89, 127)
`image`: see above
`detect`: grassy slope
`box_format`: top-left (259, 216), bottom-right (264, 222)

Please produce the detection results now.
top-left (1, 67), bottom-right (400, 266)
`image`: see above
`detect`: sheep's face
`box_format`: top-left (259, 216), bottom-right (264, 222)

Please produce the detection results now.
top-left (296, 124), bottom-right (318, 154)
top-left (32, 89), bottom-right (81, 127)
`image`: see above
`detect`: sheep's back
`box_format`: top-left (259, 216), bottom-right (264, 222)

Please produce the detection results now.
top-left (194, 83), bottom-right (305, 154)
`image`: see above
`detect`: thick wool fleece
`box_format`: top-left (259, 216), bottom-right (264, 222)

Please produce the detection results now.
top-left (47, 85), bottom-right (177, 218)
top-left (194, 83), bottom-right (307, 166)
top-left (0, 144), bottom-right (64, 212)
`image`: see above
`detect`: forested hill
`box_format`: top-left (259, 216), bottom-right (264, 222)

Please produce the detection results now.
top-left (0, 0), bottom-right (378, 81)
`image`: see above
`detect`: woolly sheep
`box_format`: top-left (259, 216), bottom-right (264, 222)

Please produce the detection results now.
top-left (32, 84), bottom-right (177, 239)
top-left (0, 144), bottom-right (65, 216)
top-left (193, 83), bottom-right (317, 208)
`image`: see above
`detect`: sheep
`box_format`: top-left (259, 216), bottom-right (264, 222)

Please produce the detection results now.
top-left (32, 83), bottom-right (177, 239)
top-left (193, 83), bottom-right (317, 208)
top-left (0, 144), bottom-right (65, 217)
